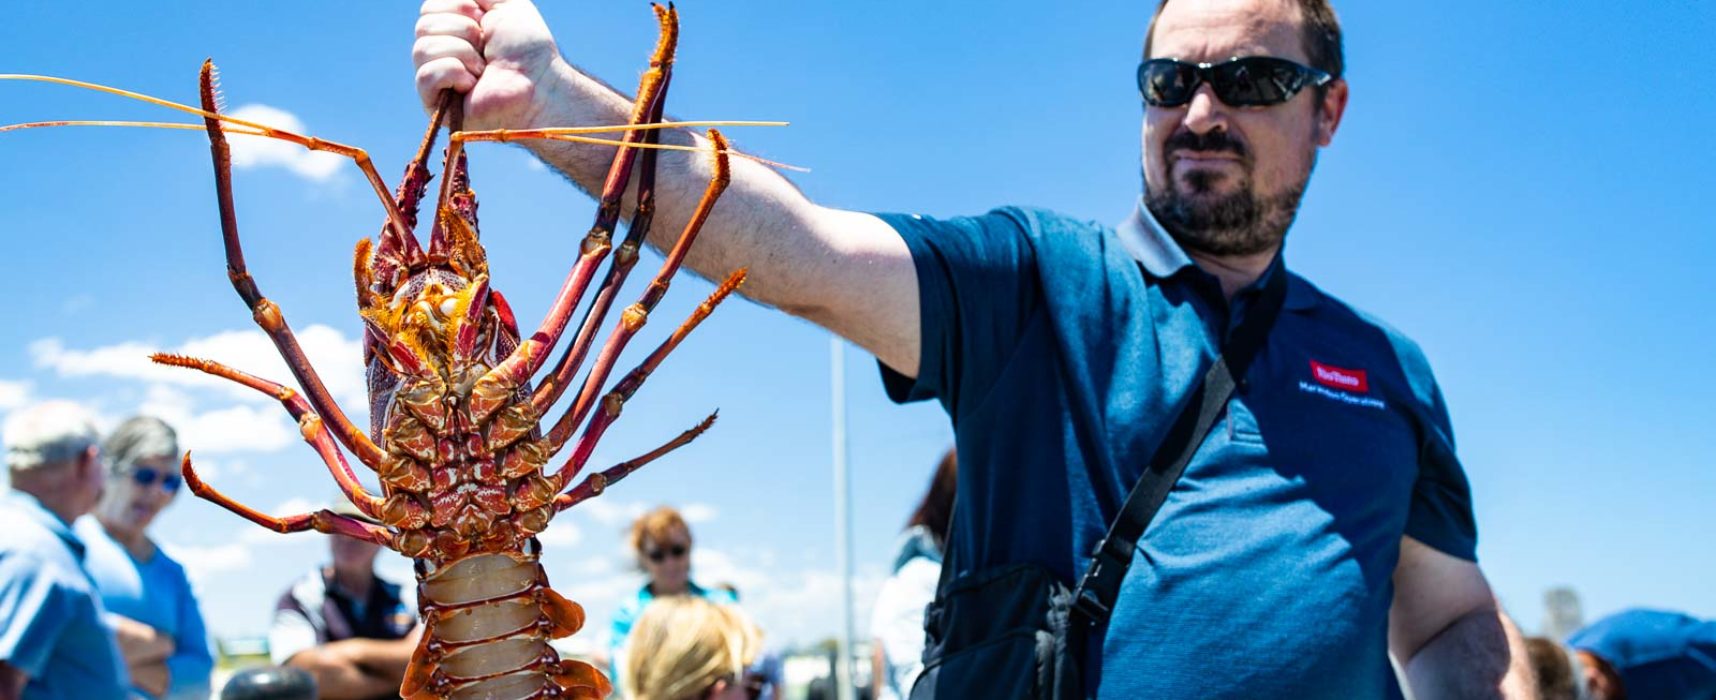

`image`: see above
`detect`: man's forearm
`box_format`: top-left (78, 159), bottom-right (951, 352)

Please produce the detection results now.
top-left (1404, 606), bottom-right (1537, 699)
top-left (112, 615), bottom-right (174, 664)
top-left (322, 633), bottom-right (417, 677)
top-left (516, 58), bottom-right (839, 311)
top-left (285, 648), bottom-right (399, 700)
top-left (130, 660), bottom-right (170, 698)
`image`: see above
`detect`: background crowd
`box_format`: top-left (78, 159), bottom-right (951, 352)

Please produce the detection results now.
top-left (2, 402), bottom-right (1711, 699)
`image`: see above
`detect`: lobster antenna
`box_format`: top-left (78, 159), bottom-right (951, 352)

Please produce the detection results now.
top-left (455, 128), bottom-right (807, 172)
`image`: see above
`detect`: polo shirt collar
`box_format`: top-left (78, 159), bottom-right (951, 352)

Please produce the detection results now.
top-left (1117, 197), bottom-right (1319, 311)
top-left (3, 490), bottom-right (87, 560)
top-left (1117, 197), bottom-right (1196, 279)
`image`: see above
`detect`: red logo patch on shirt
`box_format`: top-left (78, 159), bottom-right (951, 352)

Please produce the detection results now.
top-left (1310, 360), bottom-right (1369, 393)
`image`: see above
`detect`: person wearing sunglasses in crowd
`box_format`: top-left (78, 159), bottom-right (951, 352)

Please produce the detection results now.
top-left (414, 0), bottom-right (1533, 696)
top-left (622, 596), bottom-right (764, 700)
top-left (0, 402), bottom-right (128, 700)
top-left (74, 417), bottom-right (213, 700)
top-left (607, 507), bottom-right (738, 695)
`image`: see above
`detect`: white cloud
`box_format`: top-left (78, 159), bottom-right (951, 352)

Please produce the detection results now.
top-left (271, 497), bottom-right (318, 516)
top-left (140, 384), bottom-right (296, 455)
top-left (164, 542), bottom-right (253, 588)
top-left (225, 104), bottom-right (345, 182)
top-left (680, 502), bottom-right (719, 524)
top-left (0, 380), bottom-right (30, 411)
top-left (30, 324), bottom-right (366, 410)
top-left (537, 517), bottom-right (584, 548)
top-left (578, 498), bottom-right (649, 527)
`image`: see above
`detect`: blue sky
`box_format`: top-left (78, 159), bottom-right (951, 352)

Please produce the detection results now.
top-left (2, 1), bottom-right (1712, 649)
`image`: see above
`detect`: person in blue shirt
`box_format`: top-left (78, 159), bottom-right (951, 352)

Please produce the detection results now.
top-left (607, 506), bottom-right (737, 695)
top-left (1558, 609), bottom-right (1716, 700)
top-left (412, 0), bottom-right (1535, 696)
top-left (75, 416), bottom-right (213, 700)
top-left (0, 401), bottom-right (129, 700)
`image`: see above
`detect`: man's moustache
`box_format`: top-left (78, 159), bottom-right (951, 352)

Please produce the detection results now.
top-left (1165, 130), bottom-right (1247, 159)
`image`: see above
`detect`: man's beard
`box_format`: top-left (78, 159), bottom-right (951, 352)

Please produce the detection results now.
top-left (1145, 130), bottom-right (1313, 257)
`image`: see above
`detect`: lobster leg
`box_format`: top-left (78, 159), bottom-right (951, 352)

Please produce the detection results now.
top-left (150, 353), bottom-right (386, 518)
top-left (554, 411), bottom-right (717, 513)
top-left (195, 61), bottom-right (389, 470)
top-left (546, 269), bottom-right (745, 489)
top-left (531, 11), bottom-right (677, 416)
top-left (543, 132), bottom-right (733, 454)
top-left (179, 452), bottom-right (392, 545)
top-left (462, 5), bottom-right (680, 427)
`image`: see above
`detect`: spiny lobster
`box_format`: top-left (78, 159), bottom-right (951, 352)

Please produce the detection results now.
top-left (4, 5), bottom-right (757, 698)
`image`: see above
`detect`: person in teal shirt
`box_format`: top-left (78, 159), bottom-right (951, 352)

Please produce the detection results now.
top-left (75, 417), bottom-right (212, 700)
top-left (0, 401), bottom-right (129, 700)
top-left (607, 506), bottom-right (736, 695)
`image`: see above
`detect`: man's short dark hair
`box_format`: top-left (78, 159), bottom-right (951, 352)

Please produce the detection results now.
top-left (1144, 0), bottom-right (1345, 80)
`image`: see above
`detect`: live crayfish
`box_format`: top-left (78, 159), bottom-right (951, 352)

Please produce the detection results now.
top-left (5, 5), bottom-right (755, 698)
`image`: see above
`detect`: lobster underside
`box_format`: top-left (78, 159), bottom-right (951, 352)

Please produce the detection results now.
top-left (57, 5), bottom-right (741, 699)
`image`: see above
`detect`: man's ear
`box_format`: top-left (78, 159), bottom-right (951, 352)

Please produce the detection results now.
top-left (1316, 78), bottom-right (1350, 147)
top-left (78, 445), bottom-right (103, 482)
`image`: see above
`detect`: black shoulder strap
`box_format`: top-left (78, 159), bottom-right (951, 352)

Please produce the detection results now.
top-left (1070, 264), bottom-right (1289, 627)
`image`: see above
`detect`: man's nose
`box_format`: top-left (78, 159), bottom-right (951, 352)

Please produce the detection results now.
top-left (1182, 82), bottom-right (1229, 135)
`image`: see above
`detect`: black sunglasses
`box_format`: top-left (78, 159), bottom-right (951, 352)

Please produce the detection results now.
top-left (131, 466), bottom-right (182, 493)
top-left (1138, 56), bottom-right (1332, 108)
top-left (645, 544), bottom-right (687, 562)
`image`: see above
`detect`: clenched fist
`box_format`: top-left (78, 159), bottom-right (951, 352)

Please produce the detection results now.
top-left (412, 0), bottom-right (565, 131)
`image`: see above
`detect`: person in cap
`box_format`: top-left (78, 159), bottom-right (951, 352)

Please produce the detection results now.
top-left (75, 416), bottom-right (214, 700)
top-left (266, 498), bottom-right (420, 700)
top-left (1528, 608), bottom-right (1716, 700)
top-left (0, 401), bottom-right (129, 699)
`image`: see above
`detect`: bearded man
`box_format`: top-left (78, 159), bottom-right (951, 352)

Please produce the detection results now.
top-left (413, 0), bottom-right (1535, 696)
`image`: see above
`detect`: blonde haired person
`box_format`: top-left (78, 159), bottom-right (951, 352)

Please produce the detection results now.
top-left (623, 597), bottom-right (760, 700)
top-left (606, 506), bottom-right (736, 692)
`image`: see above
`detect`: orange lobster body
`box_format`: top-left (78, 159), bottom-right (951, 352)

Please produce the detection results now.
top-left (1, 5), bottom-right (743, 698)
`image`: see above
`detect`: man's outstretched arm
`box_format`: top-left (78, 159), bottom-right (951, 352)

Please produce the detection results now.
top-left (412, 0), bottom-right (921, 376)
top-left (1390, 536), bottom-right (1538, 699)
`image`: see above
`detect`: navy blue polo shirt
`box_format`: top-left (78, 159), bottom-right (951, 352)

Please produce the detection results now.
top-left (877, 204), bottom-right (1476, 699)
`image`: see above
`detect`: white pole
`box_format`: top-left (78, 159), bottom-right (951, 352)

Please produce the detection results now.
top-left (831, 335), bottom-right (857, 700)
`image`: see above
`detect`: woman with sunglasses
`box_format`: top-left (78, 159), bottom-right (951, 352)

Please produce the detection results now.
top-left (607, 506), bottom-right (738, 695)
top-left (623, 596), bottom-right (763, 700)
top-left (73, 416), bottom-right (213, 700)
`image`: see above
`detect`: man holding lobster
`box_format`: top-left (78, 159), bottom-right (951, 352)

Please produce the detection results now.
top-left (414, 0), bottom-right (1536, 696)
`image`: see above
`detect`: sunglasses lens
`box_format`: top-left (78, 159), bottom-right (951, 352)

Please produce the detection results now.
top-left (130, 467), bottom-right (181, 492)
top-left (1215, 57), bottom-right (1300, 106)
top-left (1139, 60), bottom-right (1196, 107)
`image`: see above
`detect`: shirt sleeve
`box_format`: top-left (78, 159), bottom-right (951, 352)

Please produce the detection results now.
top-left (872, 209), bottom-right (1041, 416)
top-left (268, 608), bottom-right (318, 666)
top-left (1393, 337), bottom-right (1479, 561)
top-left (0, 555), bottom-right (73, 678)
top-left (162, 566), bottom-right (213, 700)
